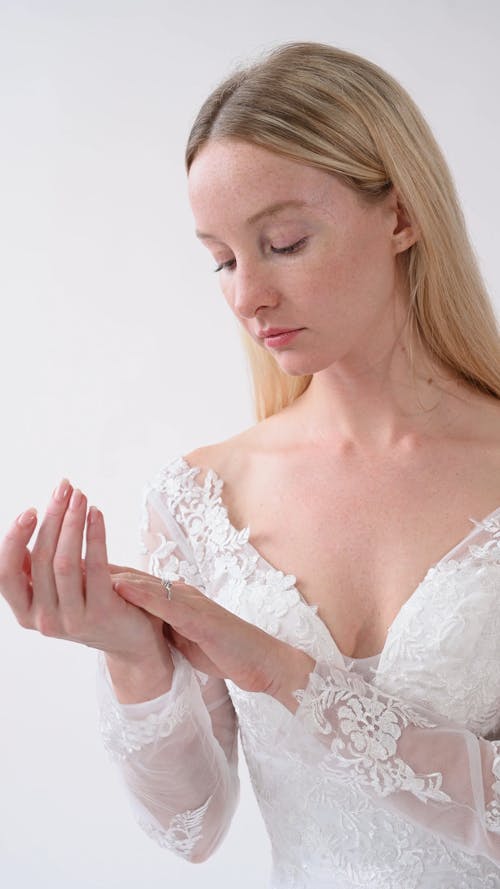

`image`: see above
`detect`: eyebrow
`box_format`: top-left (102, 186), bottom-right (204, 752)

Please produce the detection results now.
top-left (195, 199), bottom-right (310, 241)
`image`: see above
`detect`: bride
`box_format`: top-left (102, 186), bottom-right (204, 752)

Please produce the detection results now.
top-left (1, 40), bottom-right (499, 889)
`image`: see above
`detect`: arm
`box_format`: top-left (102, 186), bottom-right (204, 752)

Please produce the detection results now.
top-left (273, 651), bottom-right (500, 865)
top-left (96, 480), bottom-right (240, 863)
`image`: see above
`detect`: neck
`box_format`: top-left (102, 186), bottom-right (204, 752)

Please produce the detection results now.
top-left (290, 325), bottom-right (471, 455)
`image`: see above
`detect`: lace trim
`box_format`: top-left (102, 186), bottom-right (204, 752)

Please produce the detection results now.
top-left (139, 476), bottom-right (207, 591)
top-left (100, 683), bottom-right (191, 761)
top-left (136, 793), bottom-right (213, 859)
top-left (293, 662), bottom-right (451, 803)
top-left (485, 741), bottom-right (500, 832)
top-left (147, 457), bottom-right (251, 577)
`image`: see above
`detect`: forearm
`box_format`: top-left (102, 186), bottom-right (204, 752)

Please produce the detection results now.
top-left (98, 647), bottom-right (240, 862)
top-left (270, 652), bottom-right (500, 864)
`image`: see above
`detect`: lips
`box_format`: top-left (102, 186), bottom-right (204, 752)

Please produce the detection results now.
top-left (257, 327), bottom-right (301, 338)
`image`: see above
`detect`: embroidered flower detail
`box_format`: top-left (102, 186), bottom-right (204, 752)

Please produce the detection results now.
top-left (100, 691), bottom-right (190, 761)
top-left (205, 501), bottom-right (239, 548)
top-left (293, 664), bottom-right (452, 802)
top-left (151, 458), bottom-right (251, 575)
top-left (468, 540), bottom-right (500, 562)
top-left (137, 793), bottom-right (213, 859)
top-left (470, 515), bottom-right (500, 538)
top-left (485, 741), bottom-right (500, 832)
top-left (338, 696), bottom-right (401, 761)
top-left (426, 558), bottom-right (462, 579)
top-left (139, 485), bottom-right (206, 589)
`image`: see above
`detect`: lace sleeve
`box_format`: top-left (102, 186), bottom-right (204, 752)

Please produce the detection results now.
top-left (96, 473), bottom-right (240, 863)
top-left (277, 657), bottom-right (500, 865)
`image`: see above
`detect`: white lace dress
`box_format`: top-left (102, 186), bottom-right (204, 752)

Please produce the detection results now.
top-left (97, 455), bottom-right (500, 889)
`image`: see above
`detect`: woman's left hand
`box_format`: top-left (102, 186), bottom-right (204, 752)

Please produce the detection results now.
top-left (111, 573), bottom-right (311, 697)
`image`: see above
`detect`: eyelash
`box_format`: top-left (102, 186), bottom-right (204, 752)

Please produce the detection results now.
top-left (212, 238), bottom-right (308, 273)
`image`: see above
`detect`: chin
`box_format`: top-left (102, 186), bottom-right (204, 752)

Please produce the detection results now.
top-left (273, 353), bottom-right (330, 377)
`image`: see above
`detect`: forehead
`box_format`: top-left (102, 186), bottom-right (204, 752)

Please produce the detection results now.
top-left (187, 138), bottom-right (352, 228)
top-left (188, 139), bottom-right (319, 190)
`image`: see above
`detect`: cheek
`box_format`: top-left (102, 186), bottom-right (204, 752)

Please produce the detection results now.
top-left (297, 245), bottom-right (356, 311)
top-left (317, 230), bottom-right (394, 309)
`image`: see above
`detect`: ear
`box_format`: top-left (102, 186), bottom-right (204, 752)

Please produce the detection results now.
top-left (386, 186), bottom-right (420, 254)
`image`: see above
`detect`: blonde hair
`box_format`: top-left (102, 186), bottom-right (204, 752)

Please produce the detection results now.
top-left (185, 41), bottom-right (500, 422)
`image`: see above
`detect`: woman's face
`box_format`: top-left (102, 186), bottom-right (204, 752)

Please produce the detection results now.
top-left (188, 138), bottom-right (414, 377)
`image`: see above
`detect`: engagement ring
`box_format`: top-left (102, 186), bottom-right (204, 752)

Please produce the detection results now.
top-left (161, 578), bottom-right (173, 600)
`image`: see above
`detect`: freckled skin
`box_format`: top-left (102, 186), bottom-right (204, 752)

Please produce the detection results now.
top-left (186, 140), bottom-right (500, 674)
top-left (188, 137), bottom-right (493, 451)
top-left (188, 137), bottom-right (416, 383)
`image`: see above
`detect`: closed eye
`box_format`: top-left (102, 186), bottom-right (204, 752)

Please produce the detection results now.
top-left (212, 238), bottom-right (308, 273)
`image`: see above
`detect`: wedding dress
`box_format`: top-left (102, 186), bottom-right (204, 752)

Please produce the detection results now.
top-left (97, 455), bottom-right (500, 888)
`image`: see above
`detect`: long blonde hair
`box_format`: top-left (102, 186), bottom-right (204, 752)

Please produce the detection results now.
top-left (185, 41), bottom-right (500, 422)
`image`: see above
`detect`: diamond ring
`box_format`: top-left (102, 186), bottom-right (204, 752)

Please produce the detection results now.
top-left (160, 578), bottom-right (173, 600)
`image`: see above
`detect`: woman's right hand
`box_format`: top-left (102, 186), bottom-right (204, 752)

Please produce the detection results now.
top-left (0, 478), bottom-right (174, 692)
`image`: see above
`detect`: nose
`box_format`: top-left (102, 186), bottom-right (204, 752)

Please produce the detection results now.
top-left (229, 260), bottom-right (279, 320)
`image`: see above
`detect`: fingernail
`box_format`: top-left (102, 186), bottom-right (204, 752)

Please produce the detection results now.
top-left (69, 489), bottom-right (83, 511)
top-left (53, 478), bottom-right (70, 502)
top-left (17, 509), bottom-right (37, 527)
top-left (88, 506), bottom-right (99, 524)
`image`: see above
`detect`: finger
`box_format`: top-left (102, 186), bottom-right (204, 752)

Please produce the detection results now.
top-left (84, 506), bottom-right (114, 610)
top-left (113, 579), bottom-right (207, 643)
top-left (113, 578), bottom-right (183, 622)
top-left (29, 479), bottom-right (74, 624)
top-left (79, 558), bottom-right (152, 580)
top-left (51, 487), bottom-right (87, 621)
top-left (0, 509), bottom-right (38, 621)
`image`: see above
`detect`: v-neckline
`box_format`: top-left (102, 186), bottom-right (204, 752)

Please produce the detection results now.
top-left (178, 456), bottom-right (500, 665)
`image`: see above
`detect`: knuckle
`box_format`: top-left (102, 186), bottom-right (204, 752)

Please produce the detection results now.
top-left (61, 613), bottom-right (83, 637)
top-left (63, 511), bottom-right (84, 530)
top-left (36, 613), bottom-right (61, 637)
top-left (31, 545), bottom-right (54, 567)
top-left (85, 554), bottom-right (107, 572)
top-left (17, 614), bottom-right (34, 630)
top-left (53, 554), bottom-right (76, 577)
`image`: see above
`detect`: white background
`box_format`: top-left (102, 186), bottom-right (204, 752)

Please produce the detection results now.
top-left (0, 1), bottom-right (499, 886)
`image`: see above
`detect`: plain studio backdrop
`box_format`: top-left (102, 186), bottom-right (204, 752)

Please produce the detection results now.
top-left (0, 1), bottom-right (498, 886)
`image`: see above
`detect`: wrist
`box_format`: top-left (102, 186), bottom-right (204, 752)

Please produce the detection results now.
top-left (268, 645), bottom-right (316, 713)
top-left (105, 645), bottom-right (174, 705)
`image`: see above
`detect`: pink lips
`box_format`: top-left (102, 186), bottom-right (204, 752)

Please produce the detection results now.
top-left (257, 327), bottom-right (300, 338)
top-left (263, 329), bottom-right (303, 347)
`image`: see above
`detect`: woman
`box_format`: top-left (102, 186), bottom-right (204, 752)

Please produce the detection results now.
top-left (1, 40), bottom-right (500, 889)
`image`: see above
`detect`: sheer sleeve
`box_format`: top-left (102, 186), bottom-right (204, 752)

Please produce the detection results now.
top-left (96, 474), bottom-right (240, 863)
top-left (278, 657), bottom-right (500, 865)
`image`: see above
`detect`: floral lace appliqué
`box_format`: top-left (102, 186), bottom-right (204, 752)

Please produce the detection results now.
top-left (137, 793), bottom-right (214, 859)
top-left (485, 741), bottom-right (500, 833)
top-left (100, 685), bottom-right (191, 761)
top-left (293, 664), bottom-right (451, 803)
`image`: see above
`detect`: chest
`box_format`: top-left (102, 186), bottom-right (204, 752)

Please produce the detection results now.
top-left (221, 447), bottom-right (500, 659)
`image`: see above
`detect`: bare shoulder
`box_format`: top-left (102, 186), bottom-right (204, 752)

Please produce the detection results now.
top-left (183, 424), bottom-right (263, 485)
top-left (181, 411), bottom-right (300, 531)
top-left (183, 388), bottom-right (500, 485)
